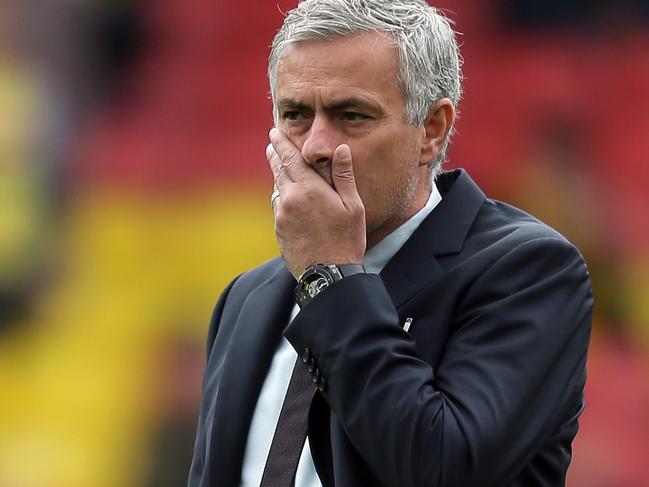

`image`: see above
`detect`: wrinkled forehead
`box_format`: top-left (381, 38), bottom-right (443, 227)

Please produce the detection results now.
top-left (274, 32), bottom-right (403, 103)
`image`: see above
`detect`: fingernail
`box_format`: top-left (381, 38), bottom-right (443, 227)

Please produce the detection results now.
top-left (338, 144), bottom-right (351, 161)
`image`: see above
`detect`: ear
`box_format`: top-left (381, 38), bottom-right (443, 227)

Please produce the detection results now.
top-left (418, 98), bottom-right (455, 167)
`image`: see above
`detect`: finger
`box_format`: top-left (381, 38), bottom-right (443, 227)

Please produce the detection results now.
top-left (266, 142), bottom-right (293, 188)
top-left (270, 195), bottom-right (281, 219)
top-left (269, 128), bottom-right (312, 181)
top-left (270, 180), bottom-right (281, 214)
top-left (331, 144), bottom-right (362, 208)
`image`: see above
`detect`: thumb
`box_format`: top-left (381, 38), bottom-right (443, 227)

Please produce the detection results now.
top-left (331, 144), bottom-right (361, 207)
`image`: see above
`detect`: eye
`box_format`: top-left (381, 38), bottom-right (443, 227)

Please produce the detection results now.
top-left (282, 111), bottom-right (302, 121)
top-left (342, 112), bottom-right (368, 121)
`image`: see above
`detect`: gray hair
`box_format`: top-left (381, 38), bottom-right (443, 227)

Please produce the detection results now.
top-left (268, 0), bottom-right (463, 171)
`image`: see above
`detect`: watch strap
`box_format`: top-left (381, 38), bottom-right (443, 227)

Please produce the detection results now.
top-left (295, 263), bottom-right (367, 308)
top-left (335, 263), bottom-right (367, 278)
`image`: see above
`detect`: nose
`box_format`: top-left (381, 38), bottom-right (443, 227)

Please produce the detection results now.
top-left (300, 115), bottom-right (339, 168)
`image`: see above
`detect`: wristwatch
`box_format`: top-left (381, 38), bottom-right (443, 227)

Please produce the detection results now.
top-left (295, 263), bottom-right (367, 308)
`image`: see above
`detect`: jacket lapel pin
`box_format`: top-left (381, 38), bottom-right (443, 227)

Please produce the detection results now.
top-left (403, 317), bottom-right (414, 333)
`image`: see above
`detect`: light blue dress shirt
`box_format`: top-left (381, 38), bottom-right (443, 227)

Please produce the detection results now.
top-left (240, 182), bottom-right (442, 487)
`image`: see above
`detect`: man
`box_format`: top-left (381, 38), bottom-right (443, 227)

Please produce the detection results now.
top-left (189, 1), bottom-right (593, 486)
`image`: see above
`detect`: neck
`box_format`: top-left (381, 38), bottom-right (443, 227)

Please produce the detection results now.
top-left (366, 174), bottom-right (432, 249)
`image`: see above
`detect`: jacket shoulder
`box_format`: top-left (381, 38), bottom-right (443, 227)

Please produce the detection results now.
top-left (468, 197), bottom-right (581, 257)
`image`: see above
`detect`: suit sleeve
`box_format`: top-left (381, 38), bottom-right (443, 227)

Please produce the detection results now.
top-left (284, 237), bottom-right (593, 487)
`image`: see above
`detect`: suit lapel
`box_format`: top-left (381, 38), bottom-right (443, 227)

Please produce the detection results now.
top-left (380, 169), bottom-right (485, 309)
top-left (380, 226), bottom-right (443, 309)
top-left (206, 265), bottom-right (296, 486)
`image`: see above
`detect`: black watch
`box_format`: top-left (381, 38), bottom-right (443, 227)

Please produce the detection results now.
top-left (295, 263), bottom-right (367, 308)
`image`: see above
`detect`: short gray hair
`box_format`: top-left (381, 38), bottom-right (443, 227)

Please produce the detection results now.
top-left (268, 0), bottom-right (463, 171)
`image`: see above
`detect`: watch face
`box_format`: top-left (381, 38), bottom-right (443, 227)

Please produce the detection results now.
top-left (307, 276), bottom-right (329, 298)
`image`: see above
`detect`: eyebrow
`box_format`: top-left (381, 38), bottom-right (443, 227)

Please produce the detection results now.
top-left (276, 97), bottom-right (380, 113)
top-left (325, 98), bottom-right (378, 112)
top-left (276, 100), bottom-right (311, 111)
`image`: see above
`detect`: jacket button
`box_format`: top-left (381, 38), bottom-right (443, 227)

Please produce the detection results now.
top-left (301, 348), bottom-right (311, 363)
top-left (316, 377), bottom-right (327, 392)
top-left (306, 359), bottom-right (316, 373)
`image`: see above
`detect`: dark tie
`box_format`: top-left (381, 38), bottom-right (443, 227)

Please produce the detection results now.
top-left (260, 349), bottom-right (319, 486)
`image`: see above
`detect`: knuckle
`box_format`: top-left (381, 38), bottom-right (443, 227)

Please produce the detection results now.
top-left (275, 161), bottom-right (289, 180)
top-left (348, 201), bottom-right (365, 217)
top-left (274, 214), bottom-right (284, 231)
top-left (280, 192), bottom-right (297, 212)
top-left (265, 143), bottom-right (275, 160)
top-left (302, 186), bottom-right (317, 201)
top-left (333, 168), bottom-right (355, 182)
top-left (280, 153), bottom-right (298, 170)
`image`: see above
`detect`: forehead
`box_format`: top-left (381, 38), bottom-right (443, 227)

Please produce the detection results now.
top-left (275, 31), bottom-right (404, 107)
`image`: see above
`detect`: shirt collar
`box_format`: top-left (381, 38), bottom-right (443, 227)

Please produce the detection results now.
top-left (363, 180), bottom-right (442, 274)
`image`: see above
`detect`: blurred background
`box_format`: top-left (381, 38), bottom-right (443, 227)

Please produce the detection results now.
top-left (0, 0), bottom-right (648, 485)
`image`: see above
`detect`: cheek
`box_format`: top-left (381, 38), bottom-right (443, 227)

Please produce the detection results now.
top-left (348, 130), bottom-right (419, 206)
top-left (351, 154), bottom-right (393, 216)
top-left (281, 124), bottom-right (303, 149)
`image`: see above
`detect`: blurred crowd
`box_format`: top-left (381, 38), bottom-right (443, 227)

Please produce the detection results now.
top-left (1, 1), bottom-right (648, 486)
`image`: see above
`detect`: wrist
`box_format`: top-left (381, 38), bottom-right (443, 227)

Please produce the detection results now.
top-left (295, 263), bottom-right (367, 308)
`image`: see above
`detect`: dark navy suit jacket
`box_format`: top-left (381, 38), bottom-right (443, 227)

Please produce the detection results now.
top-left (188, 169), bottom-right (593, 487)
